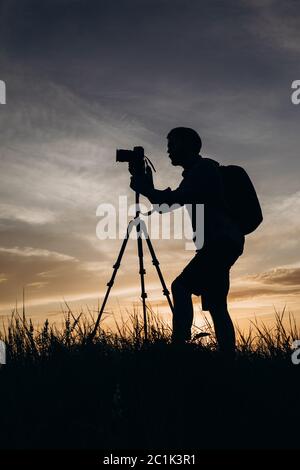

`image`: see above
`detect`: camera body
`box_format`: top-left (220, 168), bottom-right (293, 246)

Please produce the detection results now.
top-left (116, 146), bottom-right (144, 163)
top-left (116, 146), bottom-right (146, 175)
top-left (116, 145), bottom-right (155, 186)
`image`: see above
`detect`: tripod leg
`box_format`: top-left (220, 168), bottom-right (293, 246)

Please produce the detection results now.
top-left (141, 222), bottom-right (174, 315)
top-left (90, 220), bottom-right (134, 339)
top-left (136, 229), bottom-right (148, 341)
top-left (134, 192), bottom-right (148, 341)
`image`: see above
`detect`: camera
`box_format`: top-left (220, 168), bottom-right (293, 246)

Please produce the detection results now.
top-left (116, 145), bottom-right (156, 178)
top-left (116, 146), bottom-right (144, 163)
top-left (116, 146), bottom-right (146, 175)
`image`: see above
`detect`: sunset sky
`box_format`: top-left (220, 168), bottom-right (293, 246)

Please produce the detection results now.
top-left (0, 0), bottom-right (300, 331)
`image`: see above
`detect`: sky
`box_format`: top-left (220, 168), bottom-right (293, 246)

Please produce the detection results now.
top-left (0, 0), bottom-right (300, 332)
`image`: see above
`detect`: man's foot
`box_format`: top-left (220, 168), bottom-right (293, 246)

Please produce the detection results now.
top-left (171, 334), bottom-right (191, 346)
top-left (218, 348), bottom-right (236, 363)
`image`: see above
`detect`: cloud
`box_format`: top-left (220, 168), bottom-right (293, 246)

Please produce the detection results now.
top-left (0, 203), bottom-right (57, 225)
top-left (27, 281), bottom-right (48, 289)
top-left (0, 273), bottom-right (8, 283)
top-left (245, 0), bottom-right (300, 53)
top-left (230, 285), bottom-right (300, 302)
top-left (0, 246), bottom-right (77, 261)
top-left (250, 267), bottom-right (300, 286)
top-left (229, 265), bottom-right (300, 303)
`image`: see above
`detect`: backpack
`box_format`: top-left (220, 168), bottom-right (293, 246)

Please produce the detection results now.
top-left (219, 165), bottom-right (263, 235)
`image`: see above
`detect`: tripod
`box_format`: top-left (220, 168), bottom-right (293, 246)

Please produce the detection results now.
top-left (91, 192), bottom-right (174, 340)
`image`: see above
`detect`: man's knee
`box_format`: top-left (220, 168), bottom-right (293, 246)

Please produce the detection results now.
top-left (209, 300), bottom-right (228, 316)
top-left (171, 277), bottom-right (188, 295)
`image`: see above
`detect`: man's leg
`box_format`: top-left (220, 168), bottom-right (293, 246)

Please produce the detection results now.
top-left (209, 302), bottom-right (236, 358)
top-left (171, 277), bottom-right (193, 343)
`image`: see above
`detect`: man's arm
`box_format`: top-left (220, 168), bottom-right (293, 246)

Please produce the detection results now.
top-left (130, 158), bottom-right (218, 207)
top-left (131, 172), bottom-right (204, 206)
top-left (146, 186), bottom-right (187, 206)
top-left (130, 174), bottom-right (185, 206)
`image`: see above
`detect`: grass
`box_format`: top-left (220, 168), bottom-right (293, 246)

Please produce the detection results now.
top-left (0, 306), bottom-right (300, 449)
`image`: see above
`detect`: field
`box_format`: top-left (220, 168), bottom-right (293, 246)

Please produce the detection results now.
top-left (0, 307), bottom-right (299, 450)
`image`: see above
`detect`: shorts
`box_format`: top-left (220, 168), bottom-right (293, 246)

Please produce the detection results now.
top-left (176, 243), bottom-right (242, 311)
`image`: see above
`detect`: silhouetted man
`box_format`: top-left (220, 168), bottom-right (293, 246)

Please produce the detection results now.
top-left (130, 127), bottom-right (244, 357)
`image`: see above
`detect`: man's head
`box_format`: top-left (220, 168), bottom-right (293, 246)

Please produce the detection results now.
top-left (167, 127), bottom-right (202, 167)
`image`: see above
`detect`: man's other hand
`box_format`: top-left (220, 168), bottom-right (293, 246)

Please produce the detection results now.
top-left (130, 169), bottom-right (154, 197)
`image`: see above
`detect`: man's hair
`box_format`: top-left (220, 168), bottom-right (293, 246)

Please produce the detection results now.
top-left (167, 127), bottom-right (202, 154)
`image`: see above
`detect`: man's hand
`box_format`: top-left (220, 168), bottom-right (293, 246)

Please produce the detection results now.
top-left (130, 167), bottom-right (154, 197)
